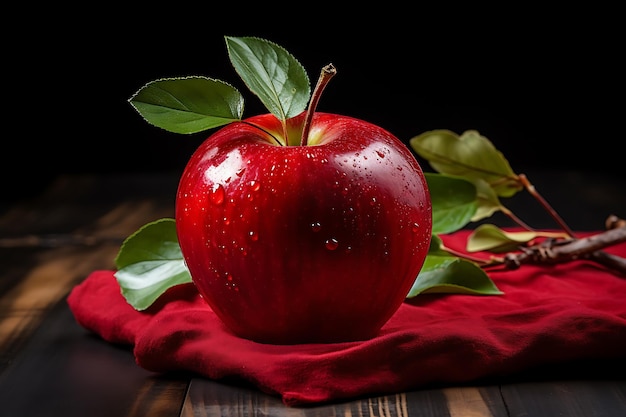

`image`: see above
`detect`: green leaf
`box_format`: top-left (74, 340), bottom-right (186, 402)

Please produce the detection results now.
top-left (114, 218), bottom-right (192, 311)
top-left (408, 254), bottom-right (503, 297)
top-left (466, 224), bottom-right (538, 253)
top-left (425, 172), bottom-right (478, 234)
top-left (427, 234), bottom-right (449, 256)
top-left (129, 76), bottom-right (244, 134)
top-left (225, 36), bottom-right (310, 121)
top-left (471, 178), bottom-right (504, 221)
top-left (410, 129), bottom-right (523, 198)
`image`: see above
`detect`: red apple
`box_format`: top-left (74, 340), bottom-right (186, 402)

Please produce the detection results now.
top-left (175, 111), bottom-right (432, 344)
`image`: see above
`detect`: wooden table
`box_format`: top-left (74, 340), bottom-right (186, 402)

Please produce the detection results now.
top-left (1, 170), bottom-right (625, 417)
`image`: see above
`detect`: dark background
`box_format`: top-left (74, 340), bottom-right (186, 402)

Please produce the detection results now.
top-left (5, 7), bottom-right (624, 204)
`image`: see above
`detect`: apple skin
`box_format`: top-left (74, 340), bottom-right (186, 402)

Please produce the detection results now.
top-left (175, 112), bottom-right (432, 344)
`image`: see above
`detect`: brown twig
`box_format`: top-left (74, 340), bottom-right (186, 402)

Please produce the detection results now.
top-left (517, 174), bottom-right (626, 274)
top-left (588, 251), bottom-right (626, 274)
top-left (518, 173), bottom-right (577, 237)
top-left (590, 215), bottom-right (626, 273)
top-left (606, 214), bottom-right (626, 230)
top-left (499, 205), bottom-right (537, 231)
top-left (497, 223), bottom-right (626, 275)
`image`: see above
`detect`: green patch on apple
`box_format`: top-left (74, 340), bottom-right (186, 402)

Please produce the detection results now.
top-left (116, 35), bottom-right (543, 343)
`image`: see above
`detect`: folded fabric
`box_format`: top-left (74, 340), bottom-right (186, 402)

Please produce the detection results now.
top-left (67, 230), bottom-right (626, 406)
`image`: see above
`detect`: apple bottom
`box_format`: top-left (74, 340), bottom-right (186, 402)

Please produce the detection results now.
top-left (179, 192), bottom-right (430, 344)
top-left (215, 303), bottom-right (386, 345)
top-left (199, 255), bottom-right (418, 344)
top-left (193, 257), bottom-right (422, 345)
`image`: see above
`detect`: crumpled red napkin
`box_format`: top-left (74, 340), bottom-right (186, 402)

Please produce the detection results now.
top-left (67, 230), bottom-right (626, 406)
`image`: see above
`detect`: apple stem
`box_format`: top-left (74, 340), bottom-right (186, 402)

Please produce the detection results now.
top-left (300, 63), bottom-right (337, 146)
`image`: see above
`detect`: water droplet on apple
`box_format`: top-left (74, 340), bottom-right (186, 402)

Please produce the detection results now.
top-left (249, 180), bottom-right (261, 192)
top-left (248, 230), bottom-right (259, 241)
top-left (225, 274), bottom-right (239, 291)
top-left (325, 238), bottom-right (339, 250)
top-left (412, 222), bottom-right (420, 232)
top-left (376, 150), bottom-right (385, 158)
top-left (210, 184), bottom-right (225, 205)
top-left (310, 222), bottom-right (322, 232)
top-left (236, 168), bottom-right (246, 177)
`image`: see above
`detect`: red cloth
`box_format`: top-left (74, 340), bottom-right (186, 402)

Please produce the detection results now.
top-left (67, 230), bottom-right (626, 406)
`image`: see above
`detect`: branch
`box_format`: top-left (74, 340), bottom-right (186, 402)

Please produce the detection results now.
top-left (588, 251), bottom-right (626, 274)
top-left (498, 224), bottom-right (626, 275)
